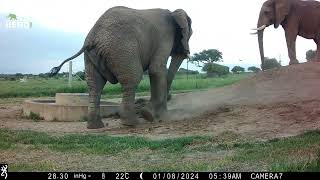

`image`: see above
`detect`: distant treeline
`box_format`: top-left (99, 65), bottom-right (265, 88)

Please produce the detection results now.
top-left (0, 72), bottom-right (70, 81)
top-left (177, 68), bottom-right (199, 75)
top-left (0, 68), bottom-right (199, 81)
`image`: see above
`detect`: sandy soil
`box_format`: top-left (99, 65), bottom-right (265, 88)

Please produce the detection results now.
top-left (1, 62), bottom-right (320, 140)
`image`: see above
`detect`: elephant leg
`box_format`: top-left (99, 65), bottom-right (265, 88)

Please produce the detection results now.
top-left (316, 48), bottom-right (320, 62)
top-left (314, 39), bottom-right (320, 62)
top-left (148, 58), bottom-right (168, 120)
top-left (120, 85), bottom-right (140, 126)
top-left (285, 30), bottom-right (299, 65)
top-left (114, 59), bottom-right (143, 126)
top-left (85, 52), bottom-right (106, 129)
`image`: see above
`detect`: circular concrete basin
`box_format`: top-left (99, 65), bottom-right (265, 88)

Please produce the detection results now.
top-left (56, 93), bottom-right (89, 106)
top-left (23, 93), bottom-right (120, 122)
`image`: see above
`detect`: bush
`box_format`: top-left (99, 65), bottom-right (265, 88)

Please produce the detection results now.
top-left (202, 63), bottom-right (229, 77)
top-left (9, 77), bottom-right (16, 81)
top-left (248, 66), bottom-right (261, 73)
top-left (75, 71), bottom-right (85, 80)
top-left (24, 112), bottom-right (44, 121)
top-left (263, 58), bottom-right (281, 70)
top-left (177, 68), bottom-right (199, 75)
top-left (306, 50), bottom-right (316, 62)
top-left (15, 73), bottom-right (23, 79)
top-left (231, 66), bottom-right (245, 73)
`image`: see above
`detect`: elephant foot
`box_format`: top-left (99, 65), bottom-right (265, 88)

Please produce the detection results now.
top-left (87, 120), bottom-right (105, 129)
top-left (167, 94), bottom-right (172, 101)
top-left (289, 60), bottom-right (299, 65)
top-left (140, 107), bottom-right (154, 122)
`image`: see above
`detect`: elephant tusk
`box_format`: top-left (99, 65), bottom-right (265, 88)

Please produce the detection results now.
top-left (252, 25), bottom-right (266, 31)
top-left (187, 54), bottom-right (191, 59)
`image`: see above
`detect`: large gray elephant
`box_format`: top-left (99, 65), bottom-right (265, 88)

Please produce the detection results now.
top-left (49, 6), bottom-right (193, 129)
top-left (252, 0), bottom-right (320, 70)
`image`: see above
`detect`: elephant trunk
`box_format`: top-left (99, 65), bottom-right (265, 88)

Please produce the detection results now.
top-left (258, 30), bottom-right (265, 70)
top-left (167, 55), bottom-right (185, 96)
top-left (256, 14), bottom-right (266, 70)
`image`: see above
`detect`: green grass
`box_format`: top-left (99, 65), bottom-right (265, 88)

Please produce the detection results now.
top-left (0, 74), bottom-right (250, 98)
top-left (10, 162), bottom-right (56, 172)
top-left (1, 129), bottom-right (320, 171)
top-left (0, 129), bottom-right (211, 154)
top-left (231, 131), bottom-right (320, 172)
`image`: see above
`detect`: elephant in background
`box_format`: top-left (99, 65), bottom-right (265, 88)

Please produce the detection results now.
top-left (49, 6), bottom-right (192, 129)
top-left (252, 0), bottom-right (320, 70)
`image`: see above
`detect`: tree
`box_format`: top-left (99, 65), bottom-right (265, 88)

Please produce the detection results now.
top-left (248, 66), bottom-right (261, 73)
top-left (202, 63), bottom-right (229, 77)
top-left (7, 13), bottom-right (17, 20)
top-left (190, 49), bottom-right (223, 67)
top-left (38, 73), bottom-right (50, 78)
top-left (306, 49), bottom-right (316, 62)
top-left (75, 71), bottom-right (85, 80)
top-left (15, 73), bottom-right (23, 78)
top-left (262, 57), bottom-right (281, 70)
top-left (177, 68), bottom-right (199, 75)
top-left (231, 66), bottom-right (245, 73)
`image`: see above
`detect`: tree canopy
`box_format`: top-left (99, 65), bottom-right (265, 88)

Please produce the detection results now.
top-left (248, 66), bottom-right (261, 73)
top-left (178, 68), bottom-right (199, 75)
top-left (75, 71), bottom-right (85, 80)
top-left (306, 50), bottom-right (316, 62)
top-left (190, 49), bottom-right (223, 67)
top-left (231, 66), bottom-right (245, 73)
top-left (7, 13), bottom-right (17, 20)
top-left (202, 63), bottom-right (229, 77)
top-left (262, 57), bottom-right (281, 70)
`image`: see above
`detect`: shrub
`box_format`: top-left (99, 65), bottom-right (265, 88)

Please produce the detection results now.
top-left (231, 66), bottom-right (245, 74)
top-left (202, 63), bottom-right (229, 77)
top-left (75, 71), bottom-right (85, 80)
top-left (177, 68), bottom-right (199, 75)
top-left (25, 112), bottom-right (44, 121)
top-left (263, 58), bottom-right (281, 70)
top-left (248, 66), bottom-right (261, 73)
top-left (306, 50), bottom-right (316, 62)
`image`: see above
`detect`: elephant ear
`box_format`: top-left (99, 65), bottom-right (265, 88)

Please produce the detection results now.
top-left (274, 0), bottom-right (290, 28)
top-left (172, 9), bottom-right (192, 55)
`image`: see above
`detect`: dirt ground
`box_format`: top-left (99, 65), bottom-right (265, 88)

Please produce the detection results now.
top-left (1, 62), bottom-right (320, 140)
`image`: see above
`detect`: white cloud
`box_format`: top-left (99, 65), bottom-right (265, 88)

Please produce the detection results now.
top-left (0, 0), bottom-right (317, 71)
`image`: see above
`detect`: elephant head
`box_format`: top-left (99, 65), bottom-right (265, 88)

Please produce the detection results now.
top-left (171, 9), bottom-right (193, 57)
top-left (253, 0), bottom-right (291, 70)
top-left (167, 9), bottom-right (193, 99)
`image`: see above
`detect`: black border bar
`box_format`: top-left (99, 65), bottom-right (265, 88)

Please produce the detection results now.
top-left (1, 172), bottom-right (320, 180)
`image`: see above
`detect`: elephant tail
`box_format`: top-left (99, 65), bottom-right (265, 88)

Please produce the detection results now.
top-left (49, 46), bottom-right (87, 76)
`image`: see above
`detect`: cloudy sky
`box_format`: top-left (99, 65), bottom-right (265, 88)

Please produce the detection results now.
top-left (0, 0), bottom-right (317, 74)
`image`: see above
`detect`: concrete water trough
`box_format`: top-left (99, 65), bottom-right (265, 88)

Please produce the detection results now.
top-left (23, 93), bottom-right (120, 122)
